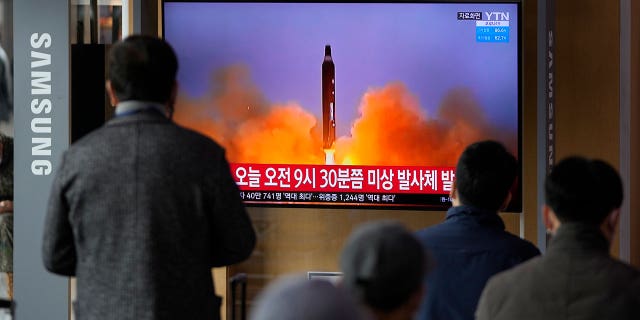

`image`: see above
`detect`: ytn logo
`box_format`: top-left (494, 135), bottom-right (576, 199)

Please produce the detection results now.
top-left (485, 12), bottom-right (510, 21)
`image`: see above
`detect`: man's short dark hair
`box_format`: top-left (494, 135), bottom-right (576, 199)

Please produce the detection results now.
top-left (455, 140), bottom-right (517, 211)
top-left (108, 35), bottom-right (178, 103)
top-left (545, 156), bottom-right (623, 225)
top-left (339, 220), bottom-right (429, 313)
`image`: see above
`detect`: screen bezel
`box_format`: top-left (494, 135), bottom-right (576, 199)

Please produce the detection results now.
top-left (160, 0), bottom-right (524, 213)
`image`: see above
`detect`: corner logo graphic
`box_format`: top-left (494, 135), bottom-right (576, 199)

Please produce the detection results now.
top-left (476, 11), bottom-right (511, 43)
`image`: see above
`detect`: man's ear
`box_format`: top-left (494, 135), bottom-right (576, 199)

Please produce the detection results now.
top-left (449, 180), bottom-right (461, 206)
top-left (499, 192), bottom-right (512, 212)
top-left (167, 81), bottom-right (178, 118)
top-left (602, 208), bottom-right (620, 242)
top-left (105, 81), bottom-right (119, 107)
top-left (542, 204), bottom-right (557, 233)
top-left (449, 180), bottom-right (457, 200)
top-left (171, 81), bottom-right (178, 102)
top-left (608, 209), bottom-right (620, 229)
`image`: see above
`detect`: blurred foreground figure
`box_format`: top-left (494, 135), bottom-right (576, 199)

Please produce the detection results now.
top-left (476, 156), bottom-right (640, 320)
top-left (340, 220), bottom-right (430, 320)
top-left (0, 133), bottom-right (12, 300)
top-left (250, 275), bottom-right (368, 320)
top-left (42, 35), bottom-right (256, 320)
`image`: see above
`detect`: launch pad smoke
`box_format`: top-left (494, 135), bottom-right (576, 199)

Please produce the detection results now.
top-left (172, 63), bottom-right (516, 167)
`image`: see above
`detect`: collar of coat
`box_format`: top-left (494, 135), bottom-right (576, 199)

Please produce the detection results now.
top-left (548, 222), bottom-right (610, 254)
top-left (445, 205), bottom-right (506, 230)
top-left (115, 100), bottom-right (167, 118)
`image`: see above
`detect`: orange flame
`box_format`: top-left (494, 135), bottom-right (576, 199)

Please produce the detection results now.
top-left (173, 66), bottom-right (517, 166)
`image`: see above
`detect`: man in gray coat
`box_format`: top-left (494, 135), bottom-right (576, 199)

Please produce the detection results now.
top-left (476, 156), bottom-right (640, 320)
top-left (42, 35), bottom-right (256, 320)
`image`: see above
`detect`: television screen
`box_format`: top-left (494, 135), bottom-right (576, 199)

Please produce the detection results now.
top-left (162, 1), bottom-right (522, 211)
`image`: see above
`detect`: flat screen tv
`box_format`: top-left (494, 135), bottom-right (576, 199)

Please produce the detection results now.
top-left (162, 1), bottom-right (522, 211)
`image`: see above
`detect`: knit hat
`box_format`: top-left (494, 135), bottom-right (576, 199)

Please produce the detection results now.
top-left (339, 220), bottom-right (430, 312)
top-left (250, 274), bottom-right (369, 320)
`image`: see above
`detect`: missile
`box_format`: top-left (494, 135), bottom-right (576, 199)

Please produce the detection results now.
top-left (322, 45), bottom-right (336, 150)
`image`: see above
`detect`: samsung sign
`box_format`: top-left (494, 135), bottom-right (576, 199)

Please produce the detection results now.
top-left (30, 33), bottom-right (54, 175)
top-left (14, 1), bottom-right (70, 319)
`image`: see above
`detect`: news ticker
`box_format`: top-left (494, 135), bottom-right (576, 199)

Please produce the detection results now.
top-left (240, 190), bottom-right (453, 208)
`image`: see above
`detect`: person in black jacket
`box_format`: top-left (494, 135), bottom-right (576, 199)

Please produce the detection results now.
top-left (476, 156), bottom-right (640, 320)
top-left (415, 140), bottom-right (540, 320)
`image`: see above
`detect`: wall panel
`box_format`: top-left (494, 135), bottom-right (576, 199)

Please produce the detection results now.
top-left (555, 0), bottom-right (621, 256)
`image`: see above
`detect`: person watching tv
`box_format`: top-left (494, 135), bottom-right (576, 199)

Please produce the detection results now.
top-left (476, 156), bottom-right (640, 320)
top-left (415, 140), bottom-right (540, 320)
top-left (340, 220), bottom-right (431, 320)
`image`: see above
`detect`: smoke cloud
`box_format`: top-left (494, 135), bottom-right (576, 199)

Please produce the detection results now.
top-left (173, 65), bottom-right (517, 166)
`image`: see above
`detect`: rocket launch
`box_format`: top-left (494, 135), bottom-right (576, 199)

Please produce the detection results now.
top-left (322, 45), bottom-right (336, 151)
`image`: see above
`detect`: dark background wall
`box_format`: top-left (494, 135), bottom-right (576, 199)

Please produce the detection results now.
top-left (554, 0), bottom-right (639, 262)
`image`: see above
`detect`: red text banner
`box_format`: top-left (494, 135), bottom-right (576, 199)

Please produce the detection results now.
top-left (230, 163), bottom-right (455, 194)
